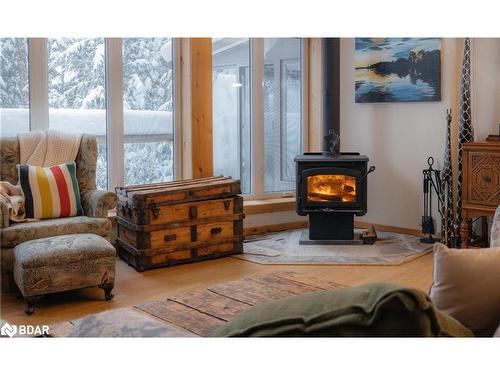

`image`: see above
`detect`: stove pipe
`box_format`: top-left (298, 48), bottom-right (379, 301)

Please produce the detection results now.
top-left (322, 38), bottom-right (341, 155)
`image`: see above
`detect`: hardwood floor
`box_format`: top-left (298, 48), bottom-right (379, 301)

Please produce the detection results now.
top-left (0, 254), bottom-right (434, 327)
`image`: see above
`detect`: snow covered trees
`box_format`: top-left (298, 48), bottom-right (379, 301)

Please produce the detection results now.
top-left (0, 38), bottom-right (29, 109)
top-left (1, 37), bottom-right (174, 189)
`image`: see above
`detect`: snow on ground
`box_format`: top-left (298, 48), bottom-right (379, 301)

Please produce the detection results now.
top-left (0, 108), bottom-right (173, 138)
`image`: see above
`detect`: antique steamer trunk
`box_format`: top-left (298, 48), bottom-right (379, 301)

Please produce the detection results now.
top-left (116, 176), bottom-right (244, 271)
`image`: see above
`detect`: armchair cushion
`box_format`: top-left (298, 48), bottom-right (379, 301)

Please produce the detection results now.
top-left (1, 216), bottom-right (111, 249)
top-left (81, 189), bottom-right (117, 218)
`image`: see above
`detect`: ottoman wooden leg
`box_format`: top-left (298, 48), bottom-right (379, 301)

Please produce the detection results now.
top-left (100, 283), bottom-right (114, 301)
top-left (24, 296), bottom-right (42, 315)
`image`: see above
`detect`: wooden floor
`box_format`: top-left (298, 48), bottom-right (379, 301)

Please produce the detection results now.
top-left (0, 253), bottom-right (434, 327)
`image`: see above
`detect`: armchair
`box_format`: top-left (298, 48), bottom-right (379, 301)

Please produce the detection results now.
top-left (0, 134), bottom-right (117, 291)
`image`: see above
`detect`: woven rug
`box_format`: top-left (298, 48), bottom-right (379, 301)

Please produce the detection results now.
top-left (49, 272), bottom-right (345, 337)
top-left (234, 229), bottom-right (433, 266)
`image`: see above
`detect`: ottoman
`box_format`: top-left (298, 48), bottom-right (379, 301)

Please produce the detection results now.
top-left (13, 233), bottom-right (116, 315)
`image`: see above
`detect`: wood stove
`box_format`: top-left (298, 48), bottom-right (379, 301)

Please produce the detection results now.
top-left (295, 153), bottom-right (373, 243)
top-left (295, 38), bottom-right (375, 244)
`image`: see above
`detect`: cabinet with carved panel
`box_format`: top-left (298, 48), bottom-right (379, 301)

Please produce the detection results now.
top-left (460, 140), bottom-right (500, 247)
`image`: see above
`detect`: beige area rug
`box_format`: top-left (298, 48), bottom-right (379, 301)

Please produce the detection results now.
top-left (234, 229), bottom-right (433, 266)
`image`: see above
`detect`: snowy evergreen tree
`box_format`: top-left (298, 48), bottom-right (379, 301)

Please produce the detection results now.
top-left (0, 38), bottom-right (29, 108)
top-left (47, 38), bottom-right (174, 187)
top-left (123, 38), bottom-right (172, 111)
top-left (48, 38), bottom-right (106, 109)
top-left (1, 37), bottom-right (174, 188)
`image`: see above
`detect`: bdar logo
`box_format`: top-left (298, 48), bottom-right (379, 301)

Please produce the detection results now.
top-left (1, 322), bottom-right (17, 338)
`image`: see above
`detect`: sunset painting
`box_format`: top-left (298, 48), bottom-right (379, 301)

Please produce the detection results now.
top-left (355, 38), bottom-right (441, 103)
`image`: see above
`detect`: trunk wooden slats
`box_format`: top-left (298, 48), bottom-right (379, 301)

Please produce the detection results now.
top-left (116, 176), bottom-right (244, 271)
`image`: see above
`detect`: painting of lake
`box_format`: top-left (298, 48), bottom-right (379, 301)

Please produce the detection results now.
top-left (355, 38), bottom-right (441, 103)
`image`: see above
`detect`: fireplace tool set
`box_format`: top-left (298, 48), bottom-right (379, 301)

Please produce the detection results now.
top-left (421, 156), bottom-right (443, 243)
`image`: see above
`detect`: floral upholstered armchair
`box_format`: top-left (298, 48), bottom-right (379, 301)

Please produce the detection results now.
top-left (0, 134), bottom-right (117, 291)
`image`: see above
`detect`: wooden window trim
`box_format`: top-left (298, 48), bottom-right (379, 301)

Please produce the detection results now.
top-left (243, 197), bottom-right (296, 215)
top-left (190, 38), bottom-right (213, 178)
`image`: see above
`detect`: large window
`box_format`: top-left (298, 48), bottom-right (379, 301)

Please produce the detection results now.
top-left (48, 38), bottom-right (107, 190)
top-left (2, 38), bottom-right (178, 191)
top-left (212, 38), bottom-right (304, 198)
top-left (0, 38), bottom-right (30, 137)
top-left (5, 37), bottom-right (304, 199)
top-left (123, 38), bottom-right (174, 185)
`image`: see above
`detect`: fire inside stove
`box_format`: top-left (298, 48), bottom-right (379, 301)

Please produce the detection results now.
top-left (306, 175), bottom-right (356, 203)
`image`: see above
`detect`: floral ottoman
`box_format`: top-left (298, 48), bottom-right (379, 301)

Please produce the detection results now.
top-left (13, 233), bottom-right (116, 314)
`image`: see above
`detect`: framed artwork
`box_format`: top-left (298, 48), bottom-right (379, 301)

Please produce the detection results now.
top-left (355, 38), bottom-right (441, 103)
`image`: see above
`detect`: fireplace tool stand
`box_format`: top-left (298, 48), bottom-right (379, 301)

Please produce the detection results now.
top-left (420, 157), bottom-right (443, 243)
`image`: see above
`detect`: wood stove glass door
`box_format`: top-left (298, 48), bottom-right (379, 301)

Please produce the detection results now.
top-left (307, 174), bottom-right (356, 203)
top-left (302, 167), bottom-right (361, 209)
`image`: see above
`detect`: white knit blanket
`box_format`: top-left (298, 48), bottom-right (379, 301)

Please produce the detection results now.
top-left (18, 129), bottom-right (82, 167)
top-left (0, 130), bottom-right (82, 224)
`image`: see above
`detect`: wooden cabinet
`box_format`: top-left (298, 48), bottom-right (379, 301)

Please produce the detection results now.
top-left (460, 140), bottom-right (500, 247)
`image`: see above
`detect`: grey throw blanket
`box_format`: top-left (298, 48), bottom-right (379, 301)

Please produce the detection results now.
top-left (212, 283), bottom-right (474, 337)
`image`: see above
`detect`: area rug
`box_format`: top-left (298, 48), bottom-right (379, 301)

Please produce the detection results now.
top-left (234, 229), bottom-right (432, 266)
top-left (49, 272), bottom-right (345, 337)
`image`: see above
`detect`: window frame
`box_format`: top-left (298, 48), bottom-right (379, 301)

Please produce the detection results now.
top-left (246, 38), bottom-right (309, 201)
top-left (279, 57), bottom-right (303, 184)
top-left (23, 37), bottom-right (182, 191)
top-left (19, 37), bottom-right (308, 199)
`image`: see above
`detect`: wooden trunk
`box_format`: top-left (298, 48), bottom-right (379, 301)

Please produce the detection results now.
top-left (116, 176), bottom-right (244, 271)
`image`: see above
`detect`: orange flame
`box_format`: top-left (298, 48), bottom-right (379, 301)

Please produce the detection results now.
top-left (307, 175), bottom-right (356, 203)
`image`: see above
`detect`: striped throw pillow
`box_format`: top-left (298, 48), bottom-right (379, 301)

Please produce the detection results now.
top-left (19, 162), bottom-right (83, 219)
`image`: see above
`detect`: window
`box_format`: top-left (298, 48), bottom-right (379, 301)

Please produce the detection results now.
top-left (47, 38), bottom-right (107, 190)
top-left (212, 38), bottom-right (305, 198)
top-left (0, 38), bottom-right (30, 137)
top-left (212, 38), bottom-right (251, 194)
top-left (264, 38), bottom-right (303, 192)
top-left (2, 38), bottom-right (178, 191)
top-left (123, 38), bottom-right (174, 185)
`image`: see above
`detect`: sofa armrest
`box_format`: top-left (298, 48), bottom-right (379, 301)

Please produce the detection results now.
top-left (80, 190), bottom-right (117, 219)
top-left (0, 199), bottom-right (9, 228)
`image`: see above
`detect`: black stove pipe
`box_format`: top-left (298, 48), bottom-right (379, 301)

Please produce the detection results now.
top-left (322, 38), bottom-right (341, 155)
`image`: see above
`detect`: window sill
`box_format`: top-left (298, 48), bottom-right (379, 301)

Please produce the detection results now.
top-left (108, 197), bottom-right (297, 219)
top-left (243, 197), bottom-right (296, 215)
